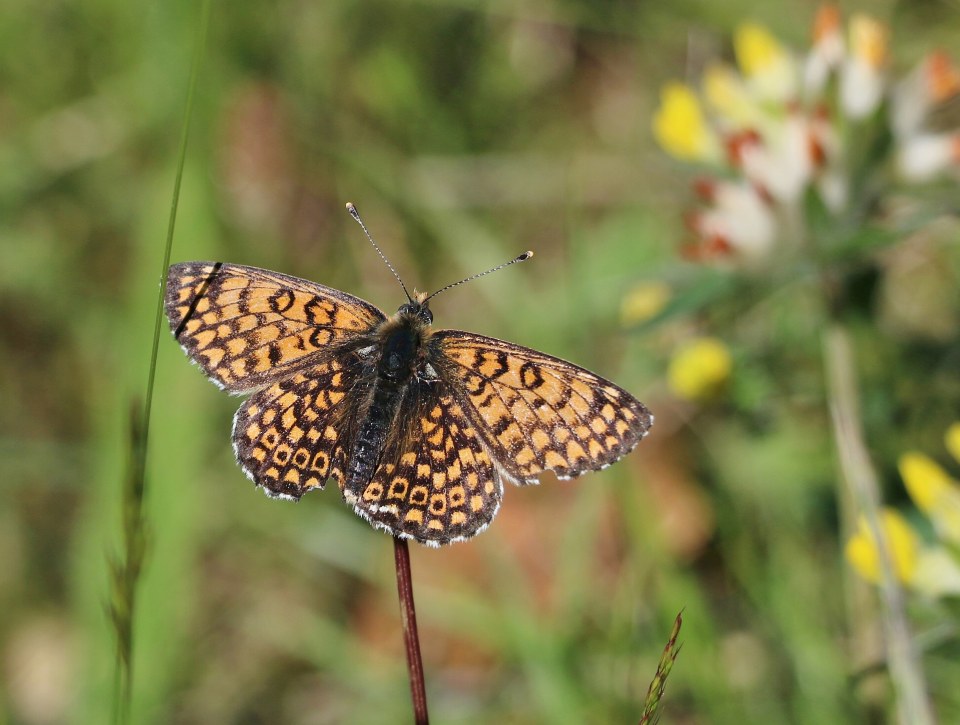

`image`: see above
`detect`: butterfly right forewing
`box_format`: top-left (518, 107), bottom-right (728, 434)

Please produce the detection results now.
top-left (432, 330), bottom-right (653, 485)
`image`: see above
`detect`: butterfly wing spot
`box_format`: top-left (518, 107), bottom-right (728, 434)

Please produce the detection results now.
top-left (388, 478), bottom-right (409, 499)
top-left (363, 482), bottom-right (384, 502)
top-left (273, 443), bottom-right (292, 465)
top-left (531, 428), bottom-right (550, 449)
top-left (410, 486), bottom-right (428, 505)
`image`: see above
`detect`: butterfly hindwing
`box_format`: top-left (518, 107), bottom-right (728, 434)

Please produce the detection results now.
top-left (165, 262), bottom-right (386, 392)
top-left (432, 331), bottom-right (653, 484)
top-left (343, 380), bottom-right (503, 546)
top-left (231, 355), bottom-right (369, 499)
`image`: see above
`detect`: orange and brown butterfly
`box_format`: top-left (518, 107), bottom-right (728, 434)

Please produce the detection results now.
top-left (164, 203), bottom-right (653, 546)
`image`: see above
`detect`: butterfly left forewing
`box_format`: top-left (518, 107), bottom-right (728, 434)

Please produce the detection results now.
top-left (432, 330), bottom-right (652, 484)
top-left (165, 262), bottom-right (386, 393)
top-left (343, 379), bottom-right (503, 546)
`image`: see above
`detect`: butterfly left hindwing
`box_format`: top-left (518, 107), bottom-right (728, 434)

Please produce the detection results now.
top-left (231, 355), bottom-right (367, 500)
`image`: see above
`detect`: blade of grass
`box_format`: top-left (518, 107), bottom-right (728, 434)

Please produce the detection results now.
top-left (394, 537), bottom-right (429, 725)
top-left (107, 402), bottom-right (148, 725)
top-left (108, 2), bottom-right (212, 722)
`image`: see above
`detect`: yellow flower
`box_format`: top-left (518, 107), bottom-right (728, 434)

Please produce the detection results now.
top-left (845, 509), bottom-right (919, 585)
top-left (899, 451), bottom-right (960, 545)
top-left (848, 14), bottom-right (887, 70)
top-left (734, 22), bottom-right (796, 101)
top-left (703, 64), bottom-right (759, 127)
top-left (667, 337), bottom-right (732, 401)
top-left (899, 452), bottom-right (955, 511)
top-left (945, 422), bottom-right (960, 463)
top-left (621, 281), bottom-right (671, 327)
top-left (652, 83), bottom-right (720, 162)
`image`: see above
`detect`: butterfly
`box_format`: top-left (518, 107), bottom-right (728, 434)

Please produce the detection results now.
top-left (164, 204), bottom-right (652, 546)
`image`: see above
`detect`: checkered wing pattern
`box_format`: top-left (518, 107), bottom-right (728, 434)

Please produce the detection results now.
top-left (231, 356), bottom-right (368, 499)
top-left (433, 331), bottom-right (653, 484)
top-left (345, 382), bottom-right (502, 546)
top-left (165, 262), bottom-right (385, 392)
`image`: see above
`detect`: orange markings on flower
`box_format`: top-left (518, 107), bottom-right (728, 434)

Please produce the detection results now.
top-left (927, 51), bottom-right (960, 103)
top-left (812, 5), bottom-right (841, 43)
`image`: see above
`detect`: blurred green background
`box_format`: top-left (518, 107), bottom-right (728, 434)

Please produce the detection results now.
top-left (3, 0), bottom-right (960, 722)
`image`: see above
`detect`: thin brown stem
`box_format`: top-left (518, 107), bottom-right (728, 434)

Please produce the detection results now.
top-left (394, 537), bottom-right (429, 725)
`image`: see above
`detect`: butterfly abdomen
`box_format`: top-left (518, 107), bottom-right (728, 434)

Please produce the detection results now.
top-left (344, 315), bottom-right (427, 499)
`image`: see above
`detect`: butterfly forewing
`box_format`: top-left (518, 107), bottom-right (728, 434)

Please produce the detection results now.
top-left (165, 262), bottom-right (385, 392)
top-left (344, 380), bottom-right (503, 546)
top-left (432, 331), bottom-right (653, 484)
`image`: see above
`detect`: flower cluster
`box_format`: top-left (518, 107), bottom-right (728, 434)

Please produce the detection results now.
top-left (846, 424), bottom-right (960, 598)
top-left (653, 6), bottom-right (960, 265)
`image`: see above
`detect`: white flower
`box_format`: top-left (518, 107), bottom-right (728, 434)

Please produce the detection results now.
top-left (687, 180), bottom-right (776, 262)
top-left (838, 14), bottom-right (888, 120)
top-left (897, 134), bottom-right (960, 182)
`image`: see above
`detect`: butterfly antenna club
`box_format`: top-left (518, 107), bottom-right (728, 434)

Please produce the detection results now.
top-left (424, 250), bottom-right (533, 304)
top-left (346, 202), bottom-right (413, 303)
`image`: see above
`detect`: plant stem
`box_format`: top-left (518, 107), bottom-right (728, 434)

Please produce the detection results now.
top-left (639, 610), bottom-right (683, 725)
top-left (822, 323), bottom-right (935, 725)
top-left (109, 2), bottom-right (212, 722)
top-left (394, 537), bottom-right (429, 725)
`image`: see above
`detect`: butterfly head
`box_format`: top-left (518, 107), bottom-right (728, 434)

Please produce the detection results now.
top-left (397, 291), bottom-right (433, 325)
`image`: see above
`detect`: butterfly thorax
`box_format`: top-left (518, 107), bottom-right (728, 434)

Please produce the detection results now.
top-left (344, 303), bottom-right (435, 497)
top-left (376, 303), bottom-right (432, 380)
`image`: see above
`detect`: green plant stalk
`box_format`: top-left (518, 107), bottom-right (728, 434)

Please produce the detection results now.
top-left (108, 403), bottom-right (148, 725)
top-left (108, 2), bottom-right (212, 722)
top-left (639, 610), bottom-right (683, 725)
top-left (823, 324), bottom-right (935, 725)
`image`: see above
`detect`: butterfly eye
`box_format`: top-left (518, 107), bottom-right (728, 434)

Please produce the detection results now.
top-left (397, 303), bottom-right (433, 324)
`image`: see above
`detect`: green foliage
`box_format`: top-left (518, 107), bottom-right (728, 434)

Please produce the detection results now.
top-left (2, 1), bottom-right (960, 723)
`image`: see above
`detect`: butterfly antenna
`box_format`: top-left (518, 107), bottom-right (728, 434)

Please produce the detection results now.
top-left (424, 250), bottom-right (534, 304)
top-left (346, 202), bottom-right (413, 303)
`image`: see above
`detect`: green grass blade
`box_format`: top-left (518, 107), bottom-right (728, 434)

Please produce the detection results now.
top-left (108, 2), bottom-right (213, 723)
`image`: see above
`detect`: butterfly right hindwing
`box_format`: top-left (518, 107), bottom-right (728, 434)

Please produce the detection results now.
top-left (343, 378), bottom-right (504, 546)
